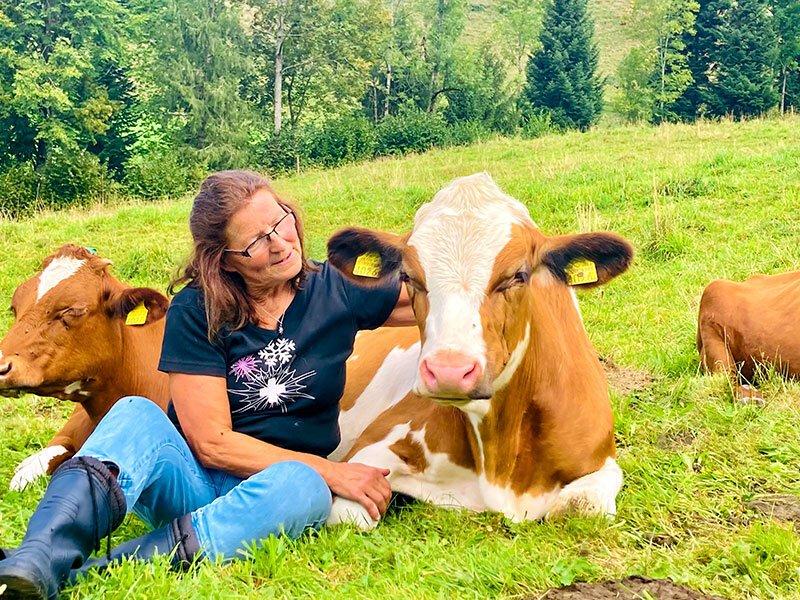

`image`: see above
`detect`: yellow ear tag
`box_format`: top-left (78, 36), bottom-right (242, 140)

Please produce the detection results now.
top-left (353, 252), bottom-right (381, 278)
top-left (566, 259), bottom-right (598, 286)
top-left (125, 302), bottom-right (148, 326)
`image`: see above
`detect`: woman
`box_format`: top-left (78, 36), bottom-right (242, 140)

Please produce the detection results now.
top-left (0, 170), bottom-right (413, 599)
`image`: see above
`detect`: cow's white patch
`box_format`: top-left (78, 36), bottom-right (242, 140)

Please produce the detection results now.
top-left (491, 321), bottom-right (531, 393)
top-left (409, 173), bottom-right (533, 388)
top-left (546, 457), bottom-right (623, 518)
top-left (328, 422), bottom-right (412, 530)
top-left (479, 476), bottom-right (561, 521)
top-left (330, 341), bottom-right (419, 461)
top-left (328, 421), bottom-right (484, 530)
top-left (402, 427), bottom-right (483, 511)
top-left (37, 257), bottom-right (85, 300)
top-left (10, 445), bottom-right (70, 491)
top-left (64, 380), bottom-right (82, 395)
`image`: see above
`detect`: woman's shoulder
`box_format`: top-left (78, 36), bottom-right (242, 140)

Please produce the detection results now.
top-left (169, 283), bottom-right (205, 312)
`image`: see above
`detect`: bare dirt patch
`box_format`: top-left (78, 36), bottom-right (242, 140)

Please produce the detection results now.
top-left (539, 576), bottom-right (721, 599)
top-left (747, 494), bottom-right (800, 525)
top-left (600, 356), bottom-right (655, 396)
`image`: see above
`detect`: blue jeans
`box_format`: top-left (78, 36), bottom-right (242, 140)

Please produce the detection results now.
top-left (76, 396), bottom-right (332, 562)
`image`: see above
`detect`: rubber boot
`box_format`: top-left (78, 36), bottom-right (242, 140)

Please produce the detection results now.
top-left (0, 456), bottom-right (126, 599)
top-left (70, 513), bottom-right (201, 582)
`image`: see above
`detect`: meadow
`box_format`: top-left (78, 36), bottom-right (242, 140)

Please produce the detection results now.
top-left (1, 117), bottom-right (799, 598)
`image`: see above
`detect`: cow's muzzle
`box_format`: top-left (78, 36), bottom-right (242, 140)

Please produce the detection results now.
top-left (418, 351), bottom-right (490, 399)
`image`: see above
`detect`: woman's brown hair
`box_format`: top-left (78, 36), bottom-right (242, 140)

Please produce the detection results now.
top-left (169, 170), bottom-right (315, 340)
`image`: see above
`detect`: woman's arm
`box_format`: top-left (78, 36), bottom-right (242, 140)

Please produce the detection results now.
top-left (382, 285), bottom-right (415, 327)
top-left (171, 373), bottom-right (392, 520)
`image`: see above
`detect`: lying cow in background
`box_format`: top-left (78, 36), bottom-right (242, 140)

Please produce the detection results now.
top-left (697, 270), bottom-right (800, 403)
top-left (0, 245), bottom-right (169, 489)
top-left (327, 172), bottom-right (633, 527)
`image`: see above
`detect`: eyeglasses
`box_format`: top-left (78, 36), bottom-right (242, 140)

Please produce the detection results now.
top-left (223, 206), bottom-right (296, 258)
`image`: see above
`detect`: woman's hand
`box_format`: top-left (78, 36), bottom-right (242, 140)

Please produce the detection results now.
top-left (322, 461), bottom-right (392, 520)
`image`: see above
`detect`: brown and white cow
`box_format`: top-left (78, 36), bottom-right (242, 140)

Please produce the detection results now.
top-left (0, 245), bottom-right (169, 489)
top-left (697, 270), bottom-right (800, 402)
top-left (326, 172), bottom-right (633, 528)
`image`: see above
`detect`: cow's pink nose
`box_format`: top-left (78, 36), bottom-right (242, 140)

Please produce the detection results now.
top-left (420, 352), bottom-right (482, 396)
top-left (0, 360), bottom-right (11, 377)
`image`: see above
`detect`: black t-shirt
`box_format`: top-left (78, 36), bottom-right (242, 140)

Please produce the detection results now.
top-left (158, 261), bottom-right (401, 457)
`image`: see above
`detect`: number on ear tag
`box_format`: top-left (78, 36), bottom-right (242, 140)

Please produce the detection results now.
top-left (125, 302), bottom-right (148, 326)
top-left (566, 259), bottom-right (598, 285)
top-left (353, 252), bottom-right (381, 278)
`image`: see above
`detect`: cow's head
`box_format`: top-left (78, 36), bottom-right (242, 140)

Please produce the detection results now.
top-left (0, 245), bottom-right (168, 399)
top-left (329, 173), bottom-right (632, 404)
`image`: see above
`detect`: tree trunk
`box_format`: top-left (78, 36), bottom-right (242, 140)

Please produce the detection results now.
top-left (274, 7), bottom-right (286, 136)
top-left (781, 68), bottom-right (787, 115)
top-left (385, 63), bottom-right (392, 118)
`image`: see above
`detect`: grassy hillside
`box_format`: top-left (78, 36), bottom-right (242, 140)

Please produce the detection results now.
top-left (1, 117), bottom-right (799, 598)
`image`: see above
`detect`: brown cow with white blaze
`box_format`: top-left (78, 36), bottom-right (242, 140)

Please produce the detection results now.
top-left (697, 270), bottom-right (800, 402)
top-left (0, 245), bottom-right (169, 489)
top-left (326, 172), bottom-right (633, 528)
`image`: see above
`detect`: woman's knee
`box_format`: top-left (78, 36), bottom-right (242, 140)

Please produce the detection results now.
top-left (107, 395), bottom-right (163, 420)
top-left (264, 461), bottom-right (332, 525)
top-left (80, 395), bottom-right (173, 454)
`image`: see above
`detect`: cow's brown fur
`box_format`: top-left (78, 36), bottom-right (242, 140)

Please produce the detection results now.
top-left (0, 245), bottom-right (169, 471)
top-left (697, 271), bottom-right (800, 397)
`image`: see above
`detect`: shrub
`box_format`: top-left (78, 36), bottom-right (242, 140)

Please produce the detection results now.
top-left (520, 109), bottom-right (557, 139)
top-left (444, 121), bottom-right (492, 147)
top-left (39, 148), bottom-right (118, 208)
top-left (305, 115), bottom-right (376, 167)
top-left (0, 161), bottom-right (42, 218)
top-left (124, 149), bottom-right (199, 199)
top-left (256, 130), bottom-right (310, 175)
top-left (374, 109), bottom-right (448, 156)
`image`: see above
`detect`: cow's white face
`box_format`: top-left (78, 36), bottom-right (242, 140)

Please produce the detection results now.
top-left (328, 172), bottom-right (633, 405)
top-left (404, 174), bottom-right (534, 399)
top-left (0, 246), bottom-right (167, 399)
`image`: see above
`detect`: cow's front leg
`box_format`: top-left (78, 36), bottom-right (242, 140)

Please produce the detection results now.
top-left (546, 457), bottom-right (623, 519)
top-left (9, 404), bottom-right (94, 490)
top-left (327, 426), bottom-right (415, 530)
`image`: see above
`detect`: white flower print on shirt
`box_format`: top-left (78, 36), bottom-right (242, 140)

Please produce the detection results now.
top-left (229, 337), bottom-right (315, 413)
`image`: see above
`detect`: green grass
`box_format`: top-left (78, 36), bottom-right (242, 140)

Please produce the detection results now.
top-left (2, 117), bottom-right (800, 598)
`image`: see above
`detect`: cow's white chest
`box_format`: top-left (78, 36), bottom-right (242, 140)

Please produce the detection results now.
top-left (478, 477), bottom-right (560, 521)
top-left (330, 341), bottom-right (419, 461)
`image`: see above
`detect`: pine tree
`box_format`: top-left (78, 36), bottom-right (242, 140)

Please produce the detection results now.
top-left (705, 0), bottom-right (778, 117)
top-left (669, 0), bottom-right (729, 119)
top-left (671, 0), bottom-right (779, 119)
top-left (523, 0), bottom-right (603, 130)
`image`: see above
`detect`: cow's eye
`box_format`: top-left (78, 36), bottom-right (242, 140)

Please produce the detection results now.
top-left (494, 270), bottom-right (530, 293)
top-left (399, 270), bottom-right (427, 293)
top-left (55, 306), bottom-right (88, 325)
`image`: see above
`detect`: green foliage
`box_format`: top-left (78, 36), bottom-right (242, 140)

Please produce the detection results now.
top-left (523, 0), bottom-right (604, 130)
top-left (304, 114), bottom-right (377, 167)
top-left (613, 0), bottom-right (698, 124)
top-left (374, 108), bottom-right (448, 156)
top-left (0, 162), bottom-right (40, 218)
top-left (705, 0), bottom-right (779, 117)
top-left (443, 45), bottom-right (519, 132)
top-left (612, 47), bottom-right (657, 122)
top-left (443, 120), bottom-right (493, 147)
top-left (774, 0), bottom-right (800, 112)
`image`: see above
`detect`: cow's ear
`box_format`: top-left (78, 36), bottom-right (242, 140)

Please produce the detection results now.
top-left (327, 227), bottom-right (405, 284)
top-left (106, 287), bottom-right (169, 325)
top-left (539, 232), bottom-right (633, 288)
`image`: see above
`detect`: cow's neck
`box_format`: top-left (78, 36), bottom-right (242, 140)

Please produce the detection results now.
top-left (80, 322), bottom-right (168, 422)
top-left (467, 286), bottom-right (610, 494)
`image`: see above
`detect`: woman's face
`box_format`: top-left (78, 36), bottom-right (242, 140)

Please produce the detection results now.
top-left (224, 188), bottom-right (303, 290)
